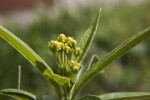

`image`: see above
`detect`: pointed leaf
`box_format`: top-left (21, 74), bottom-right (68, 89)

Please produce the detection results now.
top-left (86, 54), bottom-right (100, 71)
top-left (0, 25), bottom-right (70, 98)
top-left (0, 89), bottom-right (36, 100)
top-left (77, 92), bottom-right (150, 100)
top-left (99, 92), bottom-right (150, 100)
top-left (70, 27), bottom-right (150, 99)
top-left (0, 25), bottom-right (50, 73)
top-left (77, 8), bottom-right (102, 62)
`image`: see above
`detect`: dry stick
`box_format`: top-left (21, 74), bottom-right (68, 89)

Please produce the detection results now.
top-left (17, 65), bottom-right (21, 100)
top-left (18, 65), bottom-right (21, 89)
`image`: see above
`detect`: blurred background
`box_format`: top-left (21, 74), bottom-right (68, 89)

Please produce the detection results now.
top-left (0, 0), bottom-right (150, 99)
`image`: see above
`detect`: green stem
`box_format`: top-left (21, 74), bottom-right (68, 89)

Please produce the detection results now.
top-left (65, 54), bottom-right (68, 67)
top-left (62, 51), bottom-right (65, 65)
top-left (70, 52), bottom-right (74, 61)
top-left (62, 86), bottom-right (69, 100)
top-left (53, 52), bottom-right (60, 68)
top-left (58, 52), bottom-right (62, 67)
top-left (65, 96), bottom-right (68, 100)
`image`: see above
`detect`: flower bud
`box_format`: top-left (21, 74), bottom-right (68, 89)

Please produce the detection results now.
top-left (58, 34), bottom-right (66, 43)
top-left (57, 42), bottom-right (63, 52)
top-left (69, 60), bottom-right (75, 68)
top-left (48, 41), bottom-right (62, 52)
top-left (64, 46), bottom-right (71, 55)
top-left (67, 37), bottom-right (77, 49)
top-left (72, 39), bottom-right (77, 49)
top-left (73, 47), bottom-right (82, 57)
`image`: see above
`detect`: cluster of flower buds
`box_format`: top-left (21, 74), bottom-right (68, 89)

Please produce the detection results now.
top-left (48, 34), bottom-right (82, 83)
top-left (69, 60), bottom-right (81, 73)
top-left (48, 34), bottom-right (82, 56)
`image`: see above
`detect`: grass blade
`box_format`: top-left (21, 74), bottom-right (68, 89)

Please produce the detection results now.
top-left (0, 89), bottom-right (36, 100)
top-left (70, 27), bottom-right (150, 99)
top-left (77, 8), bottom-right (102, 63)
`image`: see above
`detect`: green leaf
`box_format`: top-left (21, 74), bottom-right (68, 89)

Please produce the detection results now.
top-left (44, 68), bottom-right (70, 87)
top-left (0, 25), bottom-right (70, 99)
top-left (86, 54), bottom-right (100, 71)
top-left (70, 27), bottom-right (150, 100)
top-left (0, 89), bottom-right (36, 100)
top-left (77, 8), bottom-right (102, 63)
top-left (77, 55), bottom-right (100, 80)
top-left (99, 92), bottom-right (150, 100)
top-left (77, 92), bottom-right (150, 100)
top-left (0, 25), bottom-right (50, 73)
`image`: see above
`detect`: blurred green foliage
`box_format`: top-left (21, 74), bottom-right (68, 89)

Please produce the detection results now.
top-left (0, 1), bottom-right (150, 99)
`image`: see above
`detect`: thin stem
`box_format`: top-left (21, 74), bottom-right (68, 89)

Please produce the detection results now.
top-left (62, 51), bottom-right (65, 66)
top-left (62, 86), bottom-right (69, 100)
top-left (70, 51), bottom-right (74, 61)
top-left (58, 52), bottom-right (62, 67)
top-left (65, 54), bottom-right (68, 67)
top-left (53, 52), bottom-right (60, 68)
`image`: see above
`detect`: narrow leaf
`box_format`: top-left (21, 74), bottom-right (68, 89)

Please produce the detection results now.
top-left (0, 25), bottom-right (70, 98)
top-left (77, 8), bottom-right (102, 62)
top-left (77, 92), bottom-right (150, 100)
top-left (99, 92), bottom-right (150, 100)
top-left (0, 89), bottom-right (36, 100)
top-left (0, 25), bottom-right (49, 73)
top-left (86, 54), bottom-right (100, 71)
top-left (70, 27), bottom-right (150, 99)
top-left (77, 54), bottom-right (100, 80)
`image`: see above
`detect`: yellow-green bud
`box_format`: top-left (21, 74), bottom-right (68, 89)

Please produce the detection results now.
top-left (69, 60), bottom-right (75, 67)
top-left (74, 47), bottom-right (82, 57)
top-left (67, 37), bottom-right (77, 49)
top-left (69, 61), bottom-right (80, 73)
top-left (58, 34), bottom-right (66, 43)
top-left (57, 42), bottom-right (63, 52)
top-left (72, 39), bottom-right (77, 49)
top-left (48, 41), bottom-right (62, 52)
top-left (65, 46), bottom-right (71, 55)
